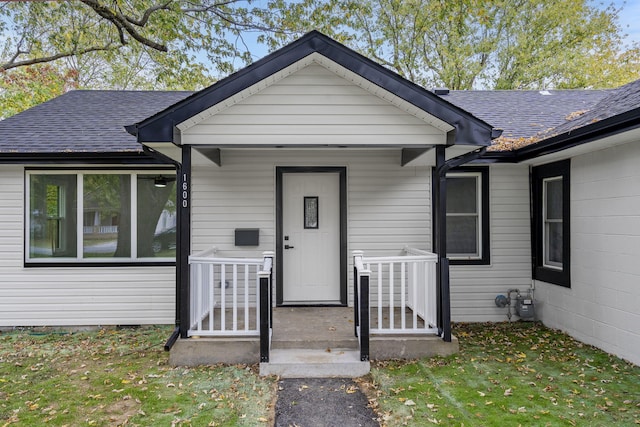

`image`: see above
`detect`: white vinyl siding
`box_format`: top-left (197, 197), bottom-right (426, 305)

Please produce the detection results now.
top-left (0, 166), bottom-right (175, 327)
top-left (535, 140), bottom-right (640, 366)
top-left (190, 149), bottom-right (431, 305)
top-left (450, 164), bottom-right (532, 321)
top-left (190, 155), bottom-right (533, 316)
top-left (182, 64), bottom-right (446, 147)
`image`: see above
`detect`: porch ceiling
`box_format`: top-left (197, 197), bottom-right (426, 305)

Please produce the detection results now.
top-left (182, 144), bottom-right (481, 168)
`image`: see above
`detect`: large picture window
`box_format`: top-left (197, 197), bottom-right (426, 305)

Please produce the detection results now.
top-left (27, 170), bottom-right (177, 264)
top-left (446, 168), bottom-right (490, 265)
top-left (532, 160), bottom-right (570, 287)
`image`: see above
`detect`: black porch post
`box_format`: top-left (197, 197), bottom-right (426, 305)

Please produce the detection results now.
top-left (178, 146), bottom-right (192, 339)
top-left (433, 145), bottom-right (489, 343)
top-left (433, 145), bottom-right (452, 342)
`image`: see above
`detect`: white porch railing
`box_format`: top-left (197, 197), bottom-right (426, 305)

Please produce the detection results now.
top-left (189, 247), bottom-right (272, 337)
top-left (357, 247), bottom-right (438, 335)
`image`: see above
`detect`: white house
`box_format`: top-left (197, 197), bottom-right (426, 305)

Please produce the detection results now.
top-left (0, 32), bottom-right (638, 368)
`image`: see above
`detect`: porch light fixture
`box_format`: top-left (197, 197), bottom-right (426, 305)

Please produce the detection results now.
top-left (154, 176), bottom-right (168, 188)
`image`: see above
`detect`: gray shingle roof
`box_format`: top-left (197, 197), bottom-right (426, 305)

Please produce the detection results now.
top-left (1, 80), bottom-right (638, 156)
top-left (0, 90), bottom-right (192, 154)
top-left (439, 89), bottom-right (612, 139)
top-left (544, 78), bottom-right (640, 136)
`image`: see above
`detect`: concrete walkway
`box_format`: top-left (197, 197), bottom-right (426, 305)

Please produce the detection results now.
top-left (274, 378), bottom-right (379, 427)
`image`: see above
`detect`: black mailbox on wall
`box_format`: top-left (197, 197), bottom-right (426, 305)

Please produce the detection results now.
top-left (235, 228), bottom-right (259, 246)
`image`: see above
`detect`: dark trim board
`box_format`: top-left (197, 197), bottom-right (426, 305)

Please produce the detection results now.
top-left (275, 166), bottom-right (348, 306)
top-left (24, 261), bottom-right (175, 268)
top-left (531, 159), bottom-right (571, 287)
top-left (448, 166), bottom-right (490, 266)
top-left (178, 147), bottom-right (192, 338)
top-left (24, 166), bottom-right (175, 171)
top-left (23, 166), bottom-right (178, 268)
top-left (1, 152), bottom-right (169, 165)
top-left (432, 166), bottom-right (490, 266)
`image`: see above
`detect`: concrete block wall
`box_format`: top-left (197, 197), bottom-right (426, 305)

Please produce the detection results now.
top-left (535, 140), bottom-right (640, 366)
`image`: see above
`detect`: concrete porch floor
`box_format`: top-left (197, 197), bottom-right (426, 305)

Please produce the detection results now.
top-left (169, 306), bottom-right (458, 369)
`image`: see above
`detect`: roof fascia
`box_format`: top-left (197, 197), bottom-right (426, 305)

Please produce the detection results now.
top-left (479, 106), bottom-right (640, 163)
top-left (130, 31), bottom-right (495, 147)
top-left (0, 152), bottom-right (170, 165)
top-left (471, 151), bottom-right (517, 163)
top-left (513, 106), bottom-right (640, 162)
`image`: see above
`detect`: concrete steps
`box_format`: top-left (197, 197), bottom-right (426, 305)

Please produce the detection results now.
top-left (259, 348), bottom-right (370, 378)
top-left (260, 307), bottom-right (369, 378)
top-left (169, 307), bottom-right (459, 368)
top-left (271, 333), bottom-right (359, 351)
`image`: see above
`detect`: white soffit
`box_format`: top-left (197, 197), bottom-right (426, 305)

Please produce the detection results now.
top-left (405, 145), bottom-right (483, 167)
top-left (175, 52), bottom-right (455, 134)
top-left (144, 142), bottom-right (182, 163)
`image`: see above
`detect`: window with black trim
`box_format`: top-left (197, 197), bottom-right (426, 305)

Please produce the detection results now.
top-left (532, 160), bottom-right (570, 287)
top-left (26, 170), bottom-right (176, 264)
top-left (446, 167), bottom-right (490, 265)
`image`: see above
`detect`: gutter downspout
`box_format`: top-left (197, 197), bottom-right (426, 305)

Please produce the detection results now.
top-left (433, 145), bottom-right (488, 342)
top-left (142, 145), bottom-right (185, 350)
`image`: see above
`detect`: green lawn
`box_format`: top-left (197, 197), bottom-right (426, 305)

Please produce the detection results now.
top-left (0, 326), bottom-right (276, 426)
top-left (362, 322), bottom-right (640, 426)
top-left (1, 323), bottom-right (638, 426)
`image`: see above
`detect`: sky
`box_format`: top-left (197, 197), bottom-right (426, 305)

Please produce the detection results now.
top-left (228, 0), bottom-right (640, 72)
top-left (597, 0), bottom-right (640, 46)
top-left (239, 1), bottom-right (640, 59)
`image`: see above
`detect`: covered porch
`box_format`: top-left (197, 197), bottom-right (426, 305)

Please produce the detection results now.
top-left (125, 32), bottom-right (499, 372)
top-left (169, 247), bottom-right (459, 373)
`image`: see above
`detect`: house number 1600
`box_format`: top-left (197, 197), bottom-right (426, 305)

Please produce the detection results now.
top-left (182, 173), bottom-right (189, 208)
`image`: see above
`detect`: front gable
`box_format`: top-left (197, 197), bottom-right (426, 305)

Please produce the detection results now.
top-left (127, 31), bottom-right (496, 151)
top-left (178, 56), bottom-right (452, 148)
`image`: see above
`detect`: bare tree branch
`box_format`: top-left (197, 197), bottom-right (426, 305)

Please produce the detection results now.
top-left (79, 0), bottom-right (169, 52)
top-left (124, 1), bottom-right (172, 27)
top-left (2, 44), bottom-right (114, 71)
top-left (181, 0), bottom-right (241, 13)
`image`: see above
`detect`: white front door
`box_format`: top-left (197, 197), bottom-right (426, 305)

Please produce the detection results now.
top-left (282, 172), bottom-right (341, 304)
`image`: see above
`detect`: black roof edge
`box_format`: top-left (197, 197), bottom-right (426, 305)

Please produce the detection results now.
top-left (124, 124), bottom-right (138, 137)
top-left (472, 151), bottom-right (517, 163)
top-left (0, 151), bottom-right (172, 165)
top-left (130, 30), bottom-right (496, 147)
top-left (480, 106), bottom-right (640, 163)
top-left (513, 106), bottom-right (640, 162)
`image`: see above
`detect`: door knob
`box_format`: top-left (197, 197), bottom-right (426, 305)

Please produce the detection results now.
top-left (284, 244), bottom-right (295, 249)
